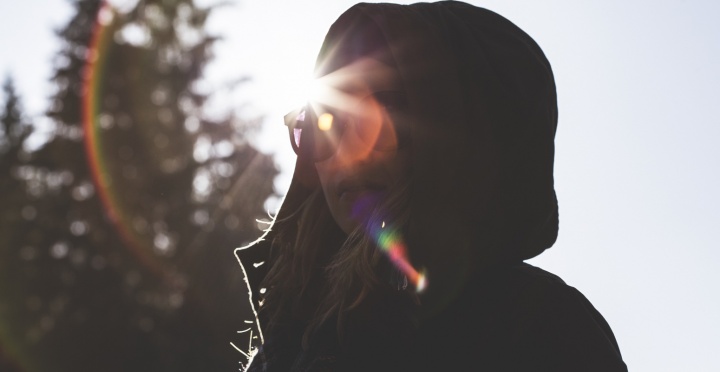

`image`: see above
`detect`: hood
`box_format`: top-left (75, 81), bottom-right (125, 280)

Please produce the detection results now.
top-left (237, 0), bottom-right (558, 318)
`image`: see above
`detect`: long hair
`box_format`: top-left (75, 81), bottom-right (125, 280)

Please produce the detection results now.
top-left (259, 177), bottom-right (412, 348)
top-left (258, 11), bottom-right (416, 349)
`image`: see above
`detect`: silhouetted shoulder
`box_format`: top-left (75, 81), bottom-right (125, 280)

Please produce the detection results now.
top-left (416, 263), bottom-right (628, 371)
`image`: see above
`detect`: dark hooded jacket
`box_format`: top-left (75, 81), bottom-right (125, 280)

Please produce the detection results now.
top-left (236, 2), bottom-right (627, 371)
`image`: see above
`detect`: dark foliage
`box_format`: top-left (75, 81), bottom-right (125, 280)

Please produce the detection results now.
top-left (0, 0), bottom-right (277, 370)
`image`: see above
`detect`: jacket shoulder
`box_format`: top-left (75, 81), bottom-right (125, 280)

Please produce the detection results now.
top-left (488, 263), bottom-right (628, 371)
top-left (423, 263), bottom-right (628, 371)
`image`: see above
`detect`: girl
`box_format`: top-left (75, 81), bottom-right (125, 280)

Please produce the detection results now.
top-left (237, 2), bottom-right (627, 371)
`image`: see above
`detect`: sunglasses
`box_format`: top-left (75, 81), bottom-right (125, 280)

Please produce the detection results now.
top-left (284, 90), bottom-right (409, 162)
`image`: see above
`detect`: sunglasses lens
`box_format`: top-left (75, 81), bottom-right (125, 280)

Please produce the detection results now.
top-left (286, 107), bottom-right (342, 161)
top-left (286, 108), bottom-right (306, 154)
top-left (285, 91), bottom-right (408, 161)
top-left (292, 127), bottom-right (303, 150)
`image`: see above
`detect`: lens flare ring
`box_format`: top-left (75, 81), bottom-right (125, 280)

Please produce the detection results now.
top-left (82, 0), bottom-right (179, 286)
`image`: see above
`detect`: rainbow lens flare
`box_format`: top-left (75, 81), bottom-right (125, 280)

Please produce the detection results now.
top-left (82, 1), bottom-right (178, 286)
top-left (369, 220), bottom-right (427, 293)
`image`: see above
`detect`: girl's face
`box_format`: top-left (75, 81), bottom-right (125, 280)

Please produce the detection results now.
top-left (313, 58), bottom-right (412, 234)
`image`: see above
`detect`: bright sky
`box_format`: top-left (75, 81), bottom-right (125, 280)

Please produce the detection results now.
top-left (2, 0), bottom-right (719, 371)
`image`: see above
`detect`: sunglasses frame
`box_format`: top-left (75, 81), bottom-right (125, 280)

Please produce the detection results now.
top-left (284, 90), bottom-right (409, 162)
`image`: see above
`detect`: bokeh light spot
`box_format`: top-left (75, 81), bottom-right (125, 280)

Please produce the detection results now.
top-left (318, 113), bottom-right (333, 131)
top-left (19, 246), bottom-right (38, 261)
top-left (21, 205), bottom-right (37, 220)
top-left (50, 242), bottom-right (70, 259)
top-left (70, 220), bottom-right (89, 236)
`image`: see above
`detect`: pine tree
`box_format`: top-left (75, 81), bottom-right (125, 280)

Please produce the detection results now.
top-left (0, 76), bottom-right (35, 372)
top-left (0, 76), bottom-right (31, 155)
top-left (0, 76), bottom-right (32, 190)
top-left (0, 0), bottom-right (277, 370)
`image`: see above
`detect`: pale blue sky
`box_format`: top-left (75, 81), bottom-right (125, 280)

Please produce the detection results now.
top-left (2, 0), bottom-right (719, 370)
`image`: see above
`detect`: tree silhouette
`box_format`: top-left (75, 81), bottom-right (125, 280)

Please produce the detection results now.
top-left (0, 76), bottom-right (31, 154)
top-left (0, 76), bottom-right (35, 372)
top-left (0, 76), bottom-right (32, 194)
top-left (0, 0), bottom-right (277, 370)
